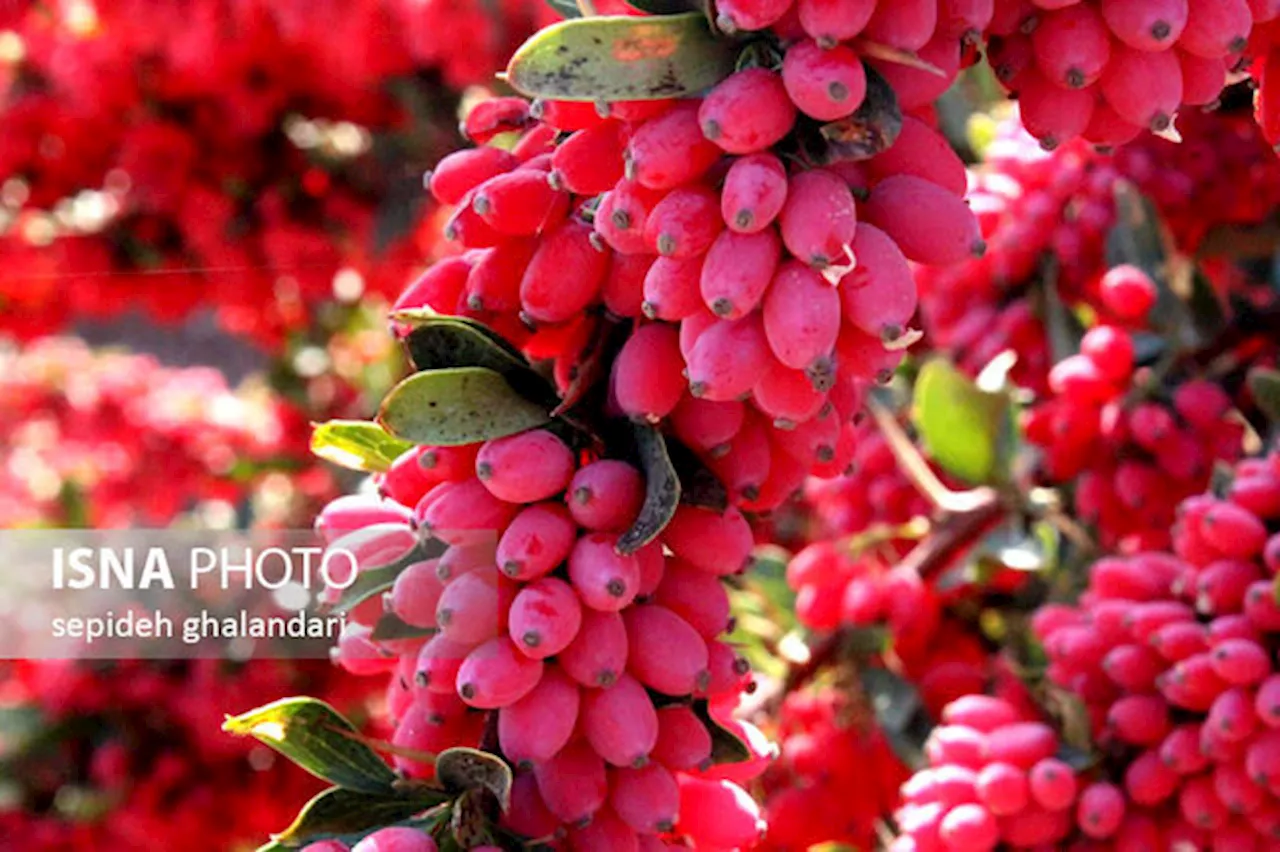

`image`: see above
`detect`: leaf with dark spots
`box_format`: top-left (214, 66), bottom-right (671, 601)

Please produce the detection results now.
top-left (506, 13), bottom-right (735, 102)
top-left (617, 423), bottom-right (681, 554)
top-left (378, 368), bottom-right (553, 447)
top-left (402, 318), bottom-right (558, 409)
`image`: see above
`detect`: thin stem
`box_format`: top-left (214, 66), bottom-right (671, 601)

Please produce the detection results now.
top-left (866, 396), bottom-right (994, 514)
top-left (897, 490), bottom-right (1006, 582)
top-left (576, 0), bottom-right (598, 14)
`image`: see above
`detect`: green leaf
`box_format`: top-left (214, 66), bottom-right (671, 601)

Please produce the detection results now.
top-left (667, 438), bottom-right (729, 512)
top-left (506, 13), bottom-right (736, 102)
top-left (860, 668), bottom-right (932, 769)
top-left (310, 420), bottom-right (415, 473)
top-left (618, 424), bottom-right (681, 554)
top-left (392, 310), bottom-right (529, 363)
top-left (402, 319), bottom-right (557, 408)
top-left (330, 539), bottom-right (443, 614)
top-left (1037, 266), bottom-right (1083, 363)
top-left (223, 698), bottom-right (397, 794)
top-left (267, 786), bottom-right (446, 849)
top-left (370, 612), bottom-right (438, 642)
top-left (545, 0), bottom-right (582, 18)
top-left (1186, 267), bottom-right (1227, 345)
top-left (1250, 368), bottom-right (1280, 426)
top-left (690, 701), bottom-right (754, 765)
top-left (435, 748), bottom-right (514, 812)
top-left (378, 368), bottom-right (553, 447)
top-left (912, 359), bottom-right (1013, 485)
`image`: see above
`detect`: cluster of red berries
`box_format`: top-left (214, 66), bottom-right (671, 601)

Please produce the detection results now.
top-left (0, 0), bottom-right (554, 347)
top-left (987, 0), bottom-right (1259, 149)
top-left (1026, 452), bottom-right (1280, 847)
top-left (891, 693), bottom-right (1119, 850)
top-left (0, 337), bottom-right (325, 528)
top-left (407, 0), bottom-right (1003, 511)
top-left (317, 428), bottom-right (772, 849)
top-left (1026, 310), bottom-right (1245, 552)
top-left (0, 658), bottom-right (370, 851)
top-left (922, 109), bottom-right (1280, 392)
top-left (759, 685), bottom-right (909, 850)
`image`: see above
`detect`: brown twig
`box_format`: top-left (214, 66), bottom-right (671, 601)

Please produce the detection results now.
top-left (897, 490), bottom-right (1007, 583)
top-left (866, 396), bottom-right (995, 514)
top-left (576, 0), bottom-right (598, 14)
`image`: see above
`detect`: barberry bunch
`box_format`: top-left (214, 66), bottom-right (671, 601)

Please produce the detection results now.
top-left (1030, 450), bottom-right (1280, 847)
top-left (317, 429), bottom-right (771, 849)
top-left (890, 693), bottom-right (1103, 850)
top-left (405, 1), bottom-right (1000, 512)
top-left (1025, 319), bottom-right (1245, 553)
top-left (987, 0), bottom-right (1259, 149)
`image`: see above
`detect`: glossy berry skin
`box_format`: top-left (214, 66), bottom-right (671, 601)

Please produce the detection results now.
top-left (699, 68), bottom-right (797, 154)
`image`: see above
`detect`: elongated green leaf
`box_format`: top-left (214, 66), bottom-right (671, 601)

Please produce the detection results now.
top-left (267, 786), bottom-right (446, 848)
top-left (391, 310), bottom-right (528, 364)
top-left (311, 420), bottom-right (415, 473)
top-left (690, 700), bottom-right (756, 765)
top-left (861, 668), bottom-right (932, 769)
top-left (545, 0), bottom-right (581, 18)
top-left (402, 320), bottom-right (557, 408)
top-left (506, 13), bottom-right (735, 102)
top-left (1251, 368), bottom-right (1280, 426)
top-left (370, 612), bottom-right (438, 642)
top-left (223, 698), bottom-right (397, 794)
top-left (912, 360), bottom-right (1013, 485)
top-left (378, 368), bottom-right (552, 446)
top-left (435, 748), bottom-right (513, 812)
top-left (618, 424), bottom-right (681, 554)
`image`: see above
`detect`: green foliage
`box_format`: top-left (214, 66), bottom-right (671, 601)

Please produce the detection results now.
top-left (506, 13), bottom-right (735, 102)
top-left (378, 367), bottom-right (553, 446)
top-left (223, 698), bottom-right (398, 795)
top-left (257, 787), bottom-right (445, 850)
top-left (860, 668), bottom-right (932, 769)
top-left (912, 359), bottom-right (1014, 485)
top-left (400, 316), bottom-right (557, 409)
top-left (435, 747), bottom-right (515, 812)
top-left (310, 420), bottom-right (415, 473)
top-left (618, 424), bottom-right (682, 554)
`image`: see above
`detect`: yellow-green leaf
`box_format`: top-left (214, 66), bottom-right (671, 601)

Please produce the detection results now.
top-left (506, 13), bottom-right (735, 102)
top-left (223, 698), bottom-right (396, 794)
top-left (310, 420), bottom-right (415, 473)
top-left (912, 359), bottom-right (1013, 485)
